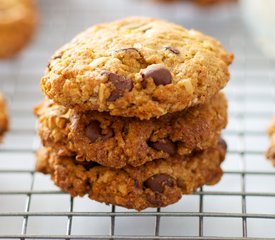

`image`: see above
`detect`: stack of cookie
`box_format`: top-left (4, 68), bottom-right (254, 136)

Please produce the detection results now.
top-left (35, 17), bottom-right (233, 210)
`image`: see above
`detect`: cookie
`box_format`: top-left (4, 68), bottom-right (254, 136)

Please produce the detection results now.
top-left (266, 117), bottom-right (275, 165)
top-left (194, 0), bottom-right (237, 5)
top-left (150, 0), bottom-right (236, 4)
top-left (36, 139), bottom-right (226, 211)
top-left (0, 93), bottom-right (9, 141)
top-left (34, 93), bottom-right (227, 168)
top-left (0, 0), bottom-right (38, 58)
top-left (41, 17), bottom-right (233, 120)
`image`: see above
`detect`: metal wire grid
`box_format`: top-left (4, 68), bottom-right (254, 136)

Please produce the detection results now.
top-left (0, 0), bottom-right (275, 239)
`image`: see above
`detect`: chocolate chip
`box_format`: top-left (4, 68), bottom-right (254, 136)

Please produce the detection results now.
top-left (218, 138), bottom-right (227, 151)
top-left (85, 121), bottom-right (102, 143)
top-left (102, 72), bottom-right (133, 101)
top-left (85, 120), bottom-right (113, 143)
top-left (141, 64), bottom-right (172, 88)
top-left (164, 46), bottom-right (180, 55)
top-left (144, 174), bottom-right (175, 193)
top-left (148, 139), bottom-right (177, 155)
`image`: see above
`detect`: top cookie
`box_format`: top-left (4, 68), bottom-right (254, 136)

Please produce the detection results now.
top-left (42, 17), bottom-right (233, 119)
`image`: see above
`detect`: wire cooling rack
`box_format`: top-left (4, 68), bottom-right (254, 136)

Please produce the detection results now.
top-left (0, 0), bottom-right (275, 239)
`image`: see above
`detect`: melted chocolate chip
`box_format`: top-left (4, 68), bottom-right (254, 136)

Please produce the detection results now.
top-left (164, 46), bottom-right (180, 55)
top-left (144, 174), bottom-right (175, 193)
top-left (85, 121), bottom-right (101, 143)
top-left (141, 64), bottom-right (172, 88)
top-left (148, 139), bottom-right (177, 155)
top-left (102, 71), bottom-right (133, 101)
top-left (85, 120), bottom-right (113, 143)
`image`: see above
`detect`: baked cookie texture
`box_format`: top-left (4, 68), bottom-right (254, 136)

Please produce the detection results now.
top-left (34, 93), bottom-right (227, 168)
top-left (36, 139), bottom-right (226, 211)
top-left (41, 17), bottom-right (233, 120)
top-left (267, 117), bottom-right (275, 165)
top-left (0, 0), bottom-right (38, 58)
top-left (0, 93), bottom-right (9, 141)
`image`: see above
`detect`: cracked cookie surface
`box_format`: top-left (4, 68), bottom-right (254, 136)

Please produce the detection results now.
top-left (0, 0), bottom-right (38, 58)
top-left (0, 93), bottom-right (9, 141)
top-left (36, 139), bottom-right (226, 211)
top-left (41, 17), bottom-right (233, 120)
top-left (35, 93), bottom-right (227, 168)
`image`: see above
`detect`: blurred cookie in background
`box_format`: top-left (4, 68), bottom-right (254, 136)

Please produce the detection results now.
top-left (194, 0), bottom-right (237, 5)
top-left (150, 0), bottom-right (237, 5)
top-left (266, 117), bottom-right (275, 166)
top-left (149, 0), bottom-right (178, 3)
top-left (0, 0), bottom-right (38, 59)
top-left (0, 93), bottom-right (8, 141)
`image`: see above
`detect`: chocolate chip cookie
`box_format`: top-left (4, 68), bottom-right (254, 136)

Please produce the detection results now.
top-left (41, 17), bottom-right (233, 120)
top-left (266, 117), bottom-right (275, 165)
top-left (34, 93), bottom-right (227, 168)
top-left (0, 0), bottom-right (38, 58)
top-left (36, 139), bottom-right (226, 211)
top-left (0, 93), bottom-right (9, 141)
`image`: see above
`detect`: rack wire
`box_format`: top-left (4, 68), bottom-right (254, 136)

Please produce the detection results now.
top-left (0, 0), bottom-right (275, 239)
